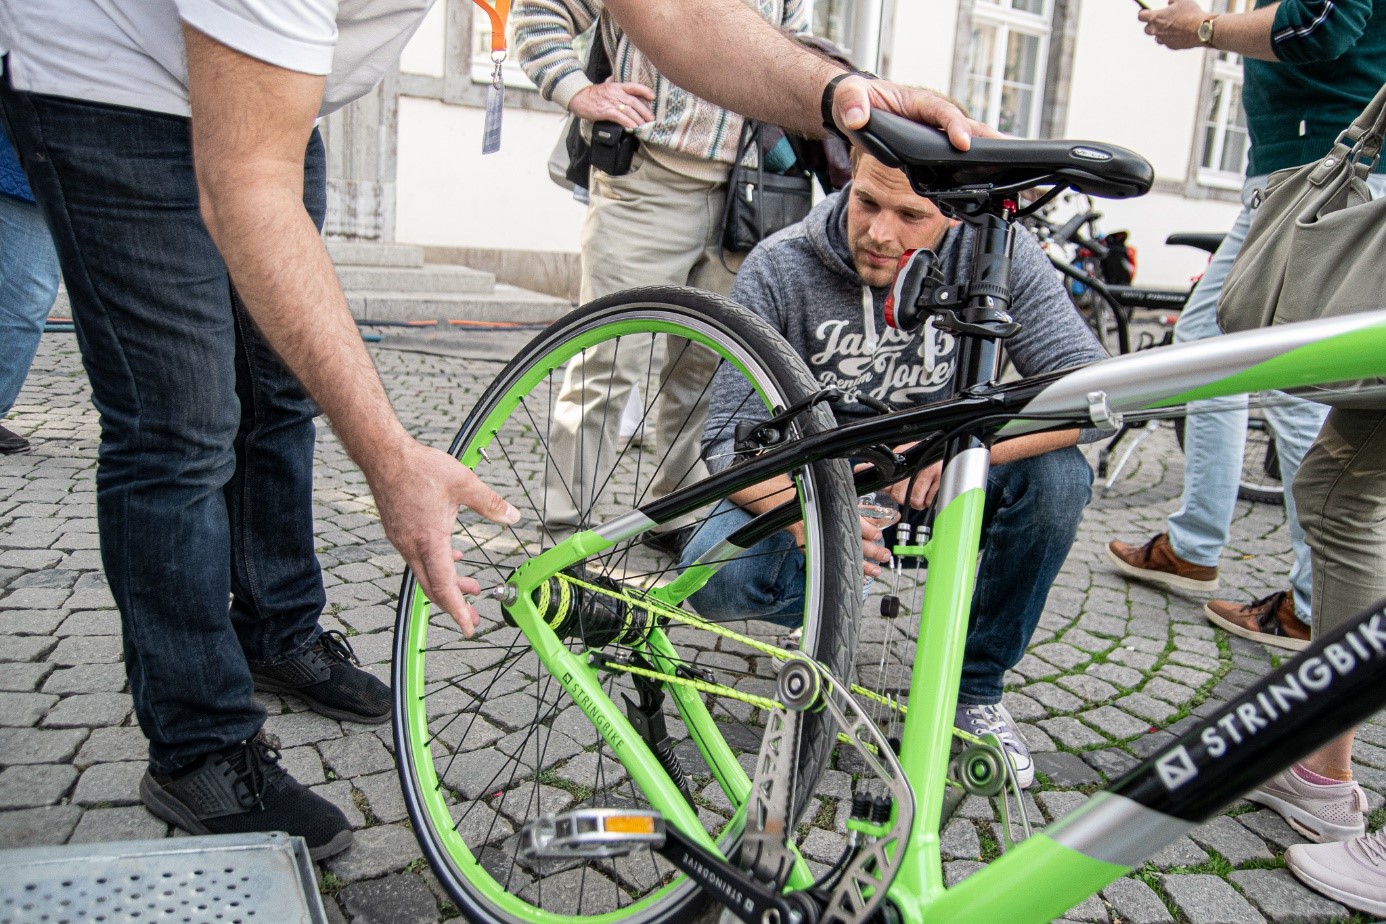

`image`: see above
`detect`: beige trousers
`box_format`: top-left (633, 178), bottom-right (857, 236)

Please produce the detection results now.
top-left (543, 150), bottom-right (736, 531)
top-left (1293, 407), bottom-right (1386, 635)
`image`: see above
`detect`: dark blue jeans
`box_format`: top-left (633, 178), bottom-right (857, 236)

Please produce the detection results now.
top-left (0, 84), bottom-right (327, 773)
top-left (683, 446), bottom-right (1093, 704)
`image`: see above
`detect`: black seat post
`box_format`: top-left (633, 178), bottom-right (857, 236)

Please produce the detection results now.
top-left (953, 209), bottom-right (1017, 397)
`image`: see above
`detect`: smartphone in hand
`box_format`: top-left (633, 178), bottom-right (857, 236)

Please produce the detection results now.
top-left (1131, 0), bottom-right (1151, 10)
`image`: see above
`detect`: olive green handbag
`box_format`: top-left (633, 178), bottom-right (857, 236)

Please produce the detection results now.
top-left (1217, 81), bottom-right (1386, 407)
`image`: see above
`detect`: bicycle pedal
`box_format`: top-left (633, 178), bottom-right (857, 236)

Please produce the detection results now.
top-left (520, 808), bottom-right (666, 859)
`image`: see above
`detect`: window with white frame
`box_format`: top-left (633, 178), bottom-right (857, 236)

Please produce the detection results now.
top-left (813, 0), bottom-right (889, 72)
top-left (960, 0), bottom-right (1050, 137)
top-left (1197, 55), bottom-right (1248, 186)
top-left (1193, 0), bottom-right (1251, 188)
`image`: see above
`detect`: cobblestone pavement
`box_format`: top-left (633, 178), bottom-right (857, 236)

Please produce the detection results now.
top-left (2, 331), bottom-right (1382, 924)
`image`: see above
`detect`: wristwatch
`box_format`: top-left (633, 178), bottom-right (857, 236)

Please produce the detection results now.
top-left (1197, 17), bottom-right (1216, 46)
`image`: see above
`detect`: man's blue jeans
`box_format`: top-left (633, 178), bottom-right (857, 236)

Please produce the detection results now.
top-left (0, 190), bottom-right (60, 416)
top-left (1166, 174), bottom-right (1386, 623)
top-left (0, 87), bottom-right (327, 774)
top-left (682, 447), bottom-right (1093, 704)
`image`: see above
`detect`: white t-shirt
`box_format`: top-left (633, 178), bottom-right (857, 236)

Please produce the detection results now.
top-left (0, 0), bottom-right (433, 118)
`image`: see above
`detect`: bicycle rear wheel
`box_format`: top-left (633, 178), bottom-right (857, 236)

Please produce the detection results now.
top-left (393, 286), bottom-right (860, 924)
top-left (1172, 400), bottom-right (1284, 504)
top-left (1238, 411), bottom-right (1283, 504)
top-left (1075, 287), bottom-right (1129, 355)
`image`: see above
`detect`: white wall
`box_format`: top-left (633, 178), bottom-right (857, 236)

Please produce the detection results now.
top-left (395, 97), bottom-right (586, 252)
top-left (1064, 13), bottom-right (1204, 182)
top-left (1059, 7), bottom-right (1241, 286)
top-left (400, 1), bottom-right (446, 78)
top-left (887, 0), bottom-right (958, 91)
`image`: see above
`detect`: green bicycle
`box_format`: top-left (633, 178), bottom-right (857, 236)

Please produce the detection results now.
top-left (392, 112), bottom-right (1386, 924)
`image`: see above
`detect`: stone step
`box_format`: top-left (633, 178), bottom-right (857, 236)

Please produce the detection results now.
top-left (347, 285), bottom-right (571, 324)
top-left (336, 263), bottom-right (495, 294)
top-left (326, 240), bottom-right (425, 268)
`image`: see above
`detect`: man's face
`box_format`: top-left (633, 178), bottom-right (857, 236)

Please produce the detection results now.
top-left (846, 156), bottom-right (954, 287)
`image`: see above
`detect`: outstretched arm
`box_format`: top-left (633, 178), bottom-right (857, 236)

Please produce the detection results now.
top-left (182, 26), bottom-right (518, 635)
top-left (602, 0), bottom-right (988, 149)
top-left (1138, 0), bottom-right (1277, 59)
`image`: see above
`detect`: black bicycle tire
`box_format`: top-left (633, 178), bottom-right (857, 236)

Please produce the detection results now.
top-left (393, 286), bottom-right (861, 924)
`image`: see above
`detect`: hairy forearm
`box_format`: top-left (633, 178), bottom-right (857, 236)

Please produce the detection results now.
top-left (730, 475), bottom-right (806, 546)
top-left (199, 180), bottom-right (411, 465)
top-left (992, 429), bottom-right (1079, 466)
top-left (604, 0), bottom-right (840, 136)
top-left (183, 27), bottom-right (409, 476)
top-left (183, 25), bottom-right (517, 632)
top-left (1210, 4), bottom-right (1277, 60)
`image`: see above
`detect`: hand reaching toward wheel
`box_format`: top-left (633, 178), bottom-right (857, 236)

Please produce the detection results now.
top-left (368, 438), bottom-right (519, 637)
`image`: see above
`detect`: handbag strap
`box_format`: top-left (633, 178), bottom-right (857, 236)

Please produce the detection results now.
top-left (718, 119), bottom-right (759, 272)
top-left (1309, 82), bottom-right (1386, 187)
top-left (1340, 81), bottom-right (1386, 174)
top-left (734, 120), bottom-right (769, 239)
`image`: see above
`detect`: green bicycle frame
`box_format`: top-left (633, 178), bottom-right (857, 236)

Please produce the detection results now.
top-left (407, 304), bottom-right (1386, 924)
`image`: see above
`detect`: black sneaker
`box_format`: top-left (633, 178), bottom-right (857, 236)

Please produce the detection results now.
top-left (250, 630), bottom-right (391, 724)
top-left (140, 735), bottom-right (353, 859)
top-left (639, 524), bottom-right (697, 559)
top-left (0, 424), bottom-right (30, 454)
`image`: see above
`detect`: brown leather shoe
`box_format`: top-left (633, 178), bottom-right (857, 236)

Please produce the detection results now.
top-left (1205, 590), bottom-right (1310, 651)
top-left (1106, 532), bottom-right (1219, 593)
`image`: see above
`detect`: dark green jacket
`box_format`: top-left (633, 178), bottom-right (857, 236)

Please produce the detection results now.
top-left (1243, 0), bottom-right (1385, 175)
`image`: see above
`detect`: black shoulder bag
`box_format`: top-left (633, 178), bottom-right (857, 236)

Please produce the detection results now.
top-left (721, 120), bottom-right (814, 253)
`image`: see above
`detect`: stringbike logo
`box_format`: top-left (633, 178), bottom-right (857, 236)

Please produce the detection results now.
top-left (1159, 613), bottom-right (1386, 789)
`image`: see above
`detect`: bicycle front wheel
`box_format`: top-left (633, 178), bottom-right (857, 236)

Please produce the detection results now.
top-left (393, 286), bottom-right (860, 924)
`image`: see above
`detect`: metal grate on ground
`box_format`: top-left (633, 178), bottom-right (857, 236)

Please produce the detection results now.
top-left (0, 832), bottom-right (327, 924)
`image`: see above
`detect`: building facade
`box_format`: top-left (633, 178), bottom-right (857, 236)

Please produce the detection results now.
top-left (332, 0), bottom-right (1256, 288)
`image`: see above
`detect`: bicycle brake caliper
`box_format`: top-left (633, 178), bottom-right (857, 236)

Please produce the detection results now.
top-left (733, 388), bottom-right (840, 454)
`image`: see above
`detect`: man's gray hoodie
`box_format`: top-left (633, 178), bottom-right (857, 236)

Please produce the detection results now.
top-left (703, 187), bottom-right (1108, 469)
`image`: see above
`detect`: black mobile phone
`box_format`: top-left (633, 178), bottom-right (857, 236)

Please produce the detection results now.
top-left (1132, 0), bottom-right (1151, 10)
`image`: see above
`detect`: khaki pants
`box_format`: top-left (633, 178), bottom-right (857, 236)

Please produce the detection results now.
top-left (1293, 407), bottom-right (1386, 635)
top-left (544, 149), bottom-right (736, 530)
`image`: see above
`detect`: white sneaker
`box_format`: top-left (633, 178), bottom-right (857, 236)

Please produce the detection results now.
top-left (955, 702), bottom-right (1034, 789)
top-left (1287, 830), bottom-right (1386, 917)
top-left (1246, 765), bottom-right (1367, 843)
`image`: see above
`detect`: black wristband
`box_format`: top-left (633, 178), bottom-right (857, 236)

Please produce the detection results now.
top-left (821, 70), bottom-right (877, 143)
top-left (820, 72), bottom-right (853, 143)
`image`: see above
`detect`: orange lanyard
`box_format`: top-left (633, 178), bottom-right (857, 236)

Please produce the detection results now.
top-left (471, 0), bottom-right (512, 53)
top-left (472, 0), bottom-right (512, 153)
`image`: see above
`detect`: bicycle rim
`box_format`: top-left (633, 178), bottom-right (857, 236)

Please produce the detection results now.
top-left (393, 287), bottom-right (859, 924)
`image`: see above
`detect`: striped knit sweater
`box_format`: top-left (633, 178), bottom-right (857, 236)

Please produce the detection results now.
top-left (512, 0), bottom-right (809, 166)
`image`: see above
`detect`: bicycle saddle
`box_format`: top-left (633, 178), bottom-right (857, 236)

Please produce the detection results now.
top-left (1165, 232), bottom-right (1225, 254)
top-left (848, 111), bottom-right (1154, 203)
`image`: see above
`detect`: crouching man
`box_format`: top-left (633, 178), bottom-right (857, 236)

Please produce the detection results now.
top-left (680, 149), bottom-right (1108, 787)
